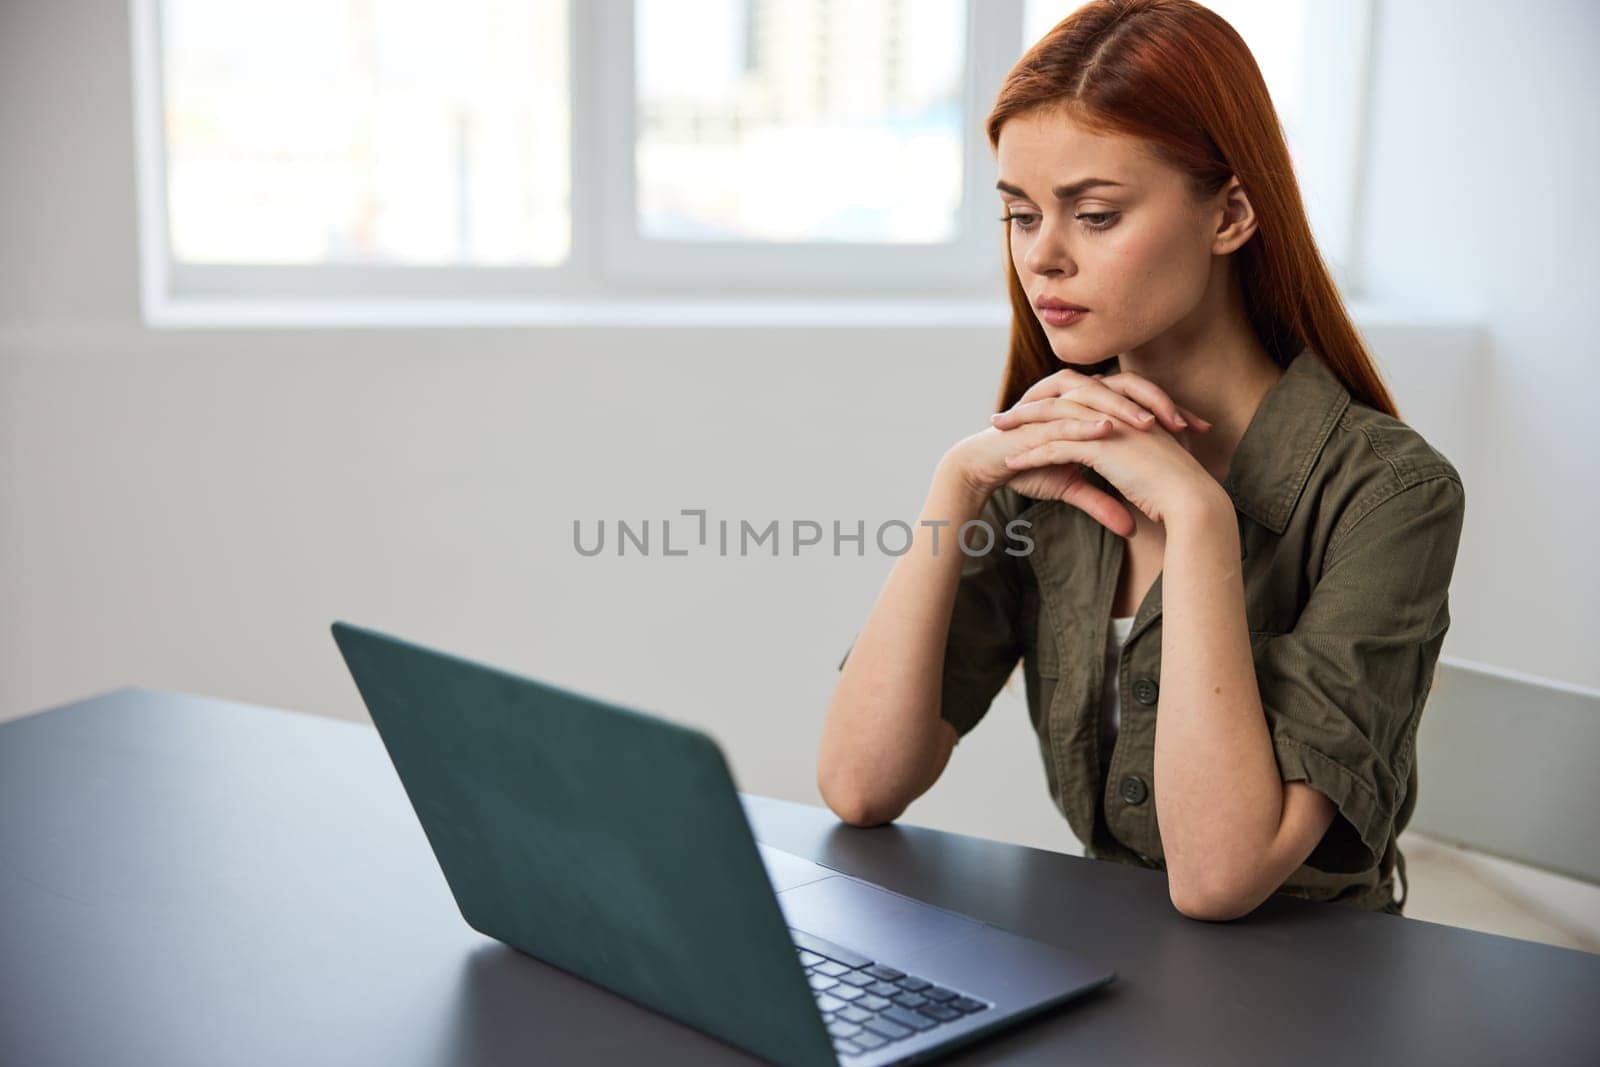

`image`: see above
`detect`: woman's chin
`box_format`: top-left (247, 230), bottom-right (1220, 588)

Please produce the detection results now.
top-left (1049, 346), bottom-right (1118, 369)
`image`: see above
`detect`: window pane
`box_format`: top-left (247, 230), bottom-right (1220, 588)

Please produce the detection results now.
top-left (162, 0), bottom-right (569, 266)
top-left (635, 0), bottom-right (967, 244)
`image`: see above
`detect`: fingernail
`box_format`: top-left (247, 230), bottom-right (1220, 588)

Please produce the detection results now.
top-left (1175, 416), bottom-right (1188, 429)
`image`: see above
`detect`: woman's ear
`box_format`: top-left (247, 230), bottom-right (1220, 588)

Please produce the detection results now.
top-left (1211, 175), bottom-right (1258, 255)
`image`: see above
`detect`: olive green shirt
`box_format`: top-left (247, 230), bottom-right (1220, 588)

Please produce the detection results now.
top-left (839, 346), bottom-right (1467, 914)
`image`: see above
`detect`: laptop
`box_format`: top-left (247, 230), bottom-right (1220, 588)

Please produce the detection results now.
top-left (331, 621), bottom-right (1115, 1066)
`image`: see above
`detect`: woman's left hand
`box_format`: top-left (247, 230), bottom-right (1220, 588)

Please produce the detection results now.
top-left (991, 370), bottom-right (1218, 527)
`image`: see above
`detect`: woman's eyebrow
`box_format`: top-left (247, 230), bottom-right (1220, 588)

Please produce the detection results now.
top-left (995, 177), bottom-right (1125, 199)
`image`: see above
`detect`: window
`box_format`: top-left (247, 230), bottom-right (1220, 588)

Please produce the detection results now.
top-left (160, 0), bottom-right (570, 271)
top-left (132, 0), bottom-right (1371, 324)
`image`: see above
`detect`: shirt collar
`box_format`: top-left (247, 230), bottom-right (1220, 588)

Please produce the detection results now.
top-left (1219, 344), bottom-right (1351, 534)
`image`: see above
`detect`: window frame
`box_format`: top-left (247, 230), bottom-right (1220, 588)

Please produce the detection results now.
top-left (129, 0), bottom-right (1370, 327)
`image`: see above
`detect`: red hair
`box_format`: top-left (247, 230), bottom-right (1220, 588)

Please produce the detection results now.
top-left (988, 0), bottom-right (1399, 418)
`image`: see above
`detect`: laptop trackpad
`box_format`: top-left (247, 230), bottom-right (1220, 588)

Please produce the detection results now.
top-left (775, 875), bottom-right (987, 964)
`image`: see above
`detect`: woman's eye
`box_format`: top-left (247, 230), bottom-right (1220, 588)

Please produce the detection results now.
top-left (1076, 212), bottom-right (1119, 231)
top-left (998, 212), bottom-right (1041, 230)
top-left (997, 211), bottom-right (1119, 233)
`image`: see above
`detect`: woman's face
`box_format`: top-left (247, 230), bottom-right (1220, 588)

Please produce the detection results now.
top-left (995, 108), bottom-right (1227, 367)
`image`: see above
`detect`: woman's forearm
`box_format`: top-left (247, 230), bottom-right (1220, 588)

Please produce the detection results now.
top-left (1153, 484), bottom-right (1284, 905)
top-left (817, 459), bottom-right (991, 825)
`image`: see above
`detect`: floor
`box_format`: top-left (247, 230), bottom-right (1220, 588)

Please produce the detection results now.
top-left (1397, 829), bottom-right (1600, 954)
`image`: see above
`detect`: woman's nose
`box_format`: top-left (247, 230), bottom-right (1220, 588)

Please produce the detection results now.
top-left (1022, 218), bottom-right (1074, 277)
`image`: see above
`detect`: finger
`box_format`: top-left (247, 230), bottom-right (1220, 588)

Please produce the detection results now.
top-left (1098, 373), bottom-right (1215, 433)
top-left (1006, 415), bottom-right (1111, 454)
top-left (1004, 438), bottom-right (1090, 472)
top-left (993, 398), bottom-right (1113, 430)
top-left (1036, 416), bottom-right (1113, 440)
top-left (1096, 374), bottom-right (1190, 432)
top-left (996, 390), bottom-right (1148, 432)
top-left (1066, 379), bottom-right (1161, 429)
top-left (1060, 479), bottom-right (1136, 538)
top-left (1014, 368), bottom-right (1094, 408)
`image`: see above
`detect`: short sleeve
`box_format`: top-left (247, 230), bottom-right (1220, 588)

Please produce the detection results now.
top-left (1254, 475), bottom-right (1466, 873)
top-left (836, 488), bottom-right (1026, 743)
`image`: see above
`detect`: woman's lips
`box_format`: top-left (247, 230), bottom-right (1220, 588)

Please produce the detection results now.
top-left (1041, 307), bottom-right (1088, 326)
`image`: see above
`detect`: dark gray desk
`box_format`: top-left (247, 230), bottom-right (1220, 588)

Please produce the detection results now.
top-left (2, 689), bottom-right (1596, 1066)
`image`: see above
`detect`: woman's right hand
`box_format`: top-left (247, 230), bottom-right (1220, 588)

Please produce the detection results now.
top-left (944, 371), bottom-right (1210, 538)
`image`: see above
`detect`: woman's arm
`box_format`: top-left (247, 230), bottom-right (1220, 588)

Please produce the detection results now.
top-left (819, 376), bottom-right (1174, 828)
top-left (1154, 483), bottom-right (1336, 919)
top-left (816, 456), bottom-right (992, 827)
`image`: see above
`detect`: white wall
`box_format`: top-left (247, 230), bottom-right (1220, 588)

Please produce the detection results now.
top-left (1, 0), bottom-right (1593, 856)
top-left (1355, 0), bottom-right (1600, 684)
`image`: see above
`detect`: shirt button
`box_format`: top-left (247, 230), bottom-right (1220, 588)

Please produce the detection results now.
top-left (1119, 774), bottom-right (1149, 805)
top-left (1132, 678), bottom-right (1159, 705)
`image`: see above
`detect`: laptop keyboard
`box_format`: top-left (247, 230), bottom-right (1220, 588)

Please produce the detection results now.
top-left (789, 927), bottom-right (991, 1059)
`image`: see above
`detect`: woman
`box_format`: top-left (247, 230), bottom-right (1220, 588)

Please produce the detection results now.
top-left (817, 0), bottom-right (1466, 921)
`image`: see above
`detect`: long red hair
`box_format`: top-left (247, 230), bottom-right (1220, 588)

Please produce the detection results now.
top-left (988, 0), bottom-right (1399, 418)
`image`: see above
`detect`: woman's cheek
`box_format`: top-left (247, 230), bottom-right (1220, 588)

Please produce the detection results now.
top-left (1090, 247), bottom-right (1147, 324)
top-left (1120, 235), bottom-right (1195, 314)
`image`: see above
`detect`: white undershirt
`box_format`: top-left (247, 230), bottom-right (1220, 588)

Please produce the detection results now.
top-left (1100, 615), bottom-right (1137, 755)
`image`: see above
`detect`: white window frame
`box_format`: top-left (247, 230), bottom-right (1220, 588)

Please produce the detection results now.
top-left (129, 0), bottom-right (1370, 327)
